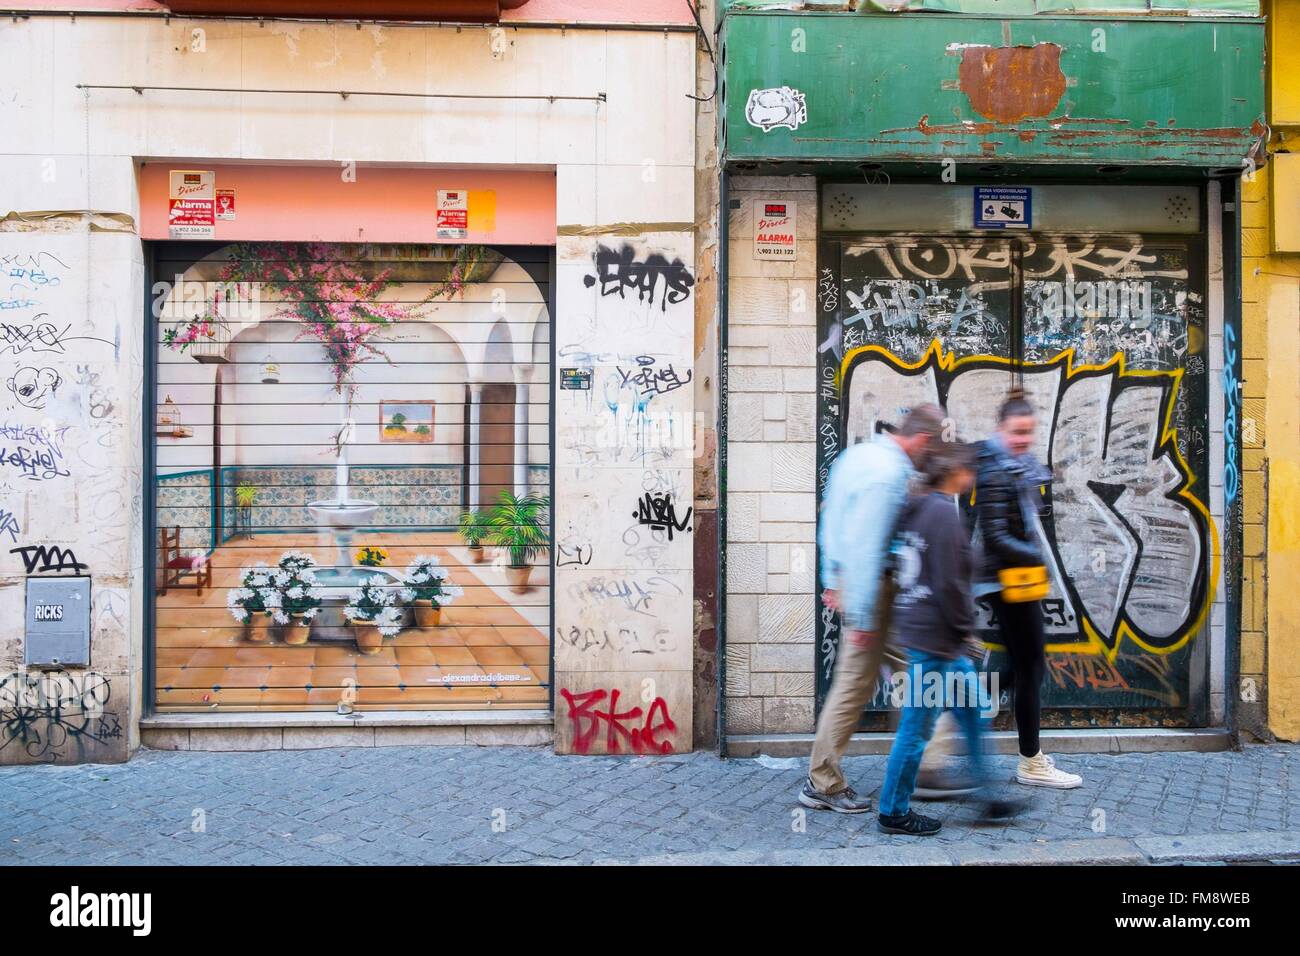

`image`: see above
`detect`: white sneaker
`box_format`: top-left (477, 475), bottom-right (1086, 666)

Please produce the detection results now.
top-left (1016, 751), bottom-right (1083, 789)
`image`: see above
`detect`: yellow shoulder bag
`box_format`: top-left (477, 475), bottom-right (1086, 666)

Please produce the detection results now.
top-left (998, 566), bottom-right (1049, 603)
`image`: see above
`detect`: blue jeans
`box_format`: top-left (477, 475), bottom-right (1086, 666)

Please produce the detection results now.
top-left (878, 649), bottom-right (992, 818)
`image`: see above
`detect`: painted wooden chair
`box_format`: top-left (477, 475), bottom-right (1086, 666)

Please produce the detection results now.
top-left (158, 526), bottom-right (211, 596)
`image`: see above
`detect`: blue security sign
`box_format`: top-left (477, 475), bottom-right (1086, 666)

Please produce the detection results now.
top-left (974, 187), bottom-right (1032, 229)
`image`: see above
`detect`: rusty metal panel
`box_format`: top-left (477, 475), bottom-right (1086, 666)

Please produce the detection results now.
top-left (723, 14), bottom-right (1265, 166)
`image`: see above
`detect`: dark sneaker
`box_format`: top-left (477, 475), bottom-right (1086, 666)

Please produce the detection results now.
top-left (877, 810), bottom-right (942, 836)
top-left (913, 768), bottom-right (982, 800)
top-left (798, 778), bottom-right (872, 814)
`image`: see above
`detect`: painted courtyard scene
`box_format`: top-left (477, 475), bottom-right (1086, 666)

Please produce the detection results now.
top-left (154, 243), bottom-right (552, 711)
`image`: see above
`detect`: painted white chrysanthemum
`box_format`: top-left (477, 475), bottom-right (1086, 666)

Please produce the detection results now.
top-left (287, 586), bottom-right (304, 599)
top-left (279, 550), bottom-right (317, 570)
top-left (375, 606), bottom-right (403, 636)
top-left (301, 608), bottom-right (319, 622)
top-left (272, 610), bottom-right (290, 625)
top-left (230, 608), bottom-right (249, 623)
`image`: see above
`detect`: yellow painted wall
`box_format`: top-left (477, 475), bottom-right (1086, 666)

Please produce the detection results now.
top-left (1244, 0), bottom-right (1300, 739)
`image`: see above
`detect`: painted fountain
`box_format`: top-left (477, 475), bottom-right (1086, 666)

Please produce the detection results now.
top-left (306, 406), bottom-right (405, 641)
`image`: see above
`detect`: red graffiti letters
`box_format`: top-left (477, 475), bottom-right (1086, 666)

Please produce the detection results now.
top-left (560, 687), bottom-right (677, 755)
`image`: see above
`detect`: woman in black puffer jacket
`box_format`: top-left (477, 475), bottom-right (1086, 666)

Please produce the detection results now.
top-left (972, 391), bottom-right (1083, 790)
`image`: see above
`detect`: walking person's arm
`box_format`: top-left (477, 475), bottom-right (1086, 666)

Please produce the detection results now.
top-left (818, 454), bottom-right (850, 607)
top-left (936, 506), bottom-right (976, 648)
top-left (976, 470), bottom-right (1041, 567)
top-left (839, 472), bottom-right (902, 637)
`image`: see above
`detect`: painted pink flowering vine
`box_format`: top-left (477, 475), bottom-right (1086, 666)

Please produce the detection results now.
top-left (217, 242), bottom-right (409, 394)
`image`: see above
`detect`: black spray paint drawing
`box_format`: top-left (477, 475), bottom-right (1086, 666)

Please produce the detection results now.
top-left (583, 245), bottom-right (695, 312)
top-left (0, 671), bottom-right (121, 762)
top-left (617, 355), bottom-right (693, 398)
top-left (632, 492), bottom-right (693, 541)
top-left (7, 366), bottom-right (61, 409)
top-left (10, 544), bottom-right (88, 575)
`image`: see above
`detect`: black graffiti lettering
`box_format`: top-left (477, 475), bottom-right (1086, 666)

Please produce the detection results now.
top-left (617, 355), bottom-right (692, 398)
top-left (632, 492), bottom-right (692, 541)
top-left (583, 244), bottom-right (695, 311)
top-left (0, 671), bottom-right (118, 762)
top-left (1041, 598), bottom-right (1072, 628)
top-left (1, 318), bottom-right (69, 356)
top-left (10, 544), bottom-right (87, 575)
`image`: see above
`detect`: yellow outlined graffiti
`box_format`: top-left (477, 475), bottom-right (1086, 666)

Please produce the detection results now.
top-left (840, 339), bottom-right (1218, 662)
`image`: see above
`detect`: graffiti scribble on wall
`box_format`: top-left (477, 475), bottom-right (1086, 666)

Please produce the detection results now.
top-left (0, 671), bottom-right (120, 763)
top-left (843, 340), bottom-right (1213, 659)
top-left (816, 236), bottom-right (1210, 711)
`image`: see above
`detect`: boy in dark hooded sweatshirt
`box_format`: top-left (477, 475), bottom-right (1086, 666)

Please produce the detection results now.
top-left (877, 441), bottom-right (1020, 835)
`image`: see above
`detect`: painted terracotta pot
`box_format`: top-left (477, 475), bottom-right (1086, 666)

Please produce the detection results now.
top-left (354, 624), bottom-right (384, 655)
top-left (283, 618), bottom-right (312, 645)
top-left (414, 602), bottom-right (442, 628)
top-left (506, 565), bottom-right (532, 593)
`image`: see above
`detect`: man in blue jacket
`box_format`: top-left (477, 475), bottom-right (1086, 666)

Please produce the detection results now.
top-left (799, 403), bottom-right (944, 813)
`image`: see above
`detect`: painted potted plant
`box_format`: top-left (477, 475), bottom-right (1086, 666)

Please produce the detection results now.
top-left (343, 575), bottom-right (409, 655)
top-left (402, 555), bottom-right (464, 628)
top-left (276, 551), bottom-right (324, 645)
top-left (356, 545), bottom-right (388, 568)
top-left (234, 481), bottom-right (258, 538)
top-left (227, 563), bottom-right (275, 642)
top-left (486, 490), bottom-right (551, 593)
top-left (458, 509), bottom-right (490, 563)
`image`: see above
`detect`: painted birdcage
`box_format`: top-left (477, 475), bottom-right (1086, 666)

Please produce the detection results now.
top-left (162, 281), bottom-right (239, 363)
top-left (156, 395), bottom-right (193, 438)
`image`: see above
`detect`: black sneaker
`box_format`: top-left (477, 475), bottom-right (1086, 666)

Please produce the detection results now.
top-left (913, 768), bottom-right (982, 800)
top-left (798, 778), bottom-right (872, 814)
top-left (877, 810), bottom-right (942, 835)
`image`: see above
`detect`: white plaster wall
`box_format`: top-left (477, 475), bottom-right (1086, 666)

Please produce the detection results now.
top-left (0, 16), bottom-right (696, 760)
top-left (0, 227), bottom-right (144, 764)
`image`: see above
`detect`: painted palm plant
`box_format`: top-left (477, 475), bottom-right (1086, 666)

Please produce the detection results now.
top-left (486, 490), bottom-right (551, 593)
top-left (457, 508), bottom-right (491, 563)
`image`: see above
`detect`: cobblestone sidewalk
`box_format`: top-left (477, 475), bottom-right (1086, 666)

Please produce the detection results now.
top-left (2, 744), bottom-right (1298, 865)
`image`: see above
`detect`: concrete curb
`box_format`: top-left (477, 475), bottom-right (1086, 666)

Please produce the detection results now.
top-left (726, 728), bottom-right (1233, 757)
top-left (580, 830), bottom-right (1300, 866)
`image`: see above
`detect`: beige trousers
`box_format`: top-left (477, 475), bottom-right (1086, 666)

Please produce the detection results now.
top-left (808, 578), bottom-right (893, 795)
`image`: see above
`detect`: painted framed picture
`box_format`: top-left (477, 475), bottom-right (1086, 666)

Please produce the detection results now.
top-left (379, 401), bottom-right (435, 443)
